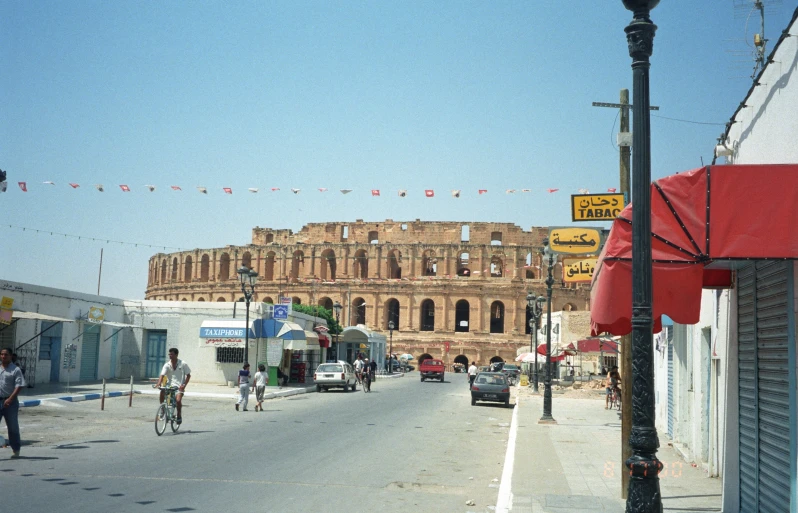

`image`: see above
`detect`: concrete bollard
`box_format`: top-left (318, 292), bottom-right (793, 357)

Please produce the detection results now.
top-left (129, 375), bottom-right (134, 407)
top-left (101, 378), bottom-right (106, 411)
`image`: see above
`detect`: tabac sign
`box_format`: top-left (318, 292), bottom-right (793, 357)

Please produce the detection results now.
top-left (547, 227), bottom-right (603, 255)
top-left (563, 257), bottom-right (599, 283)
top-left (571, 193), bottom-right (625, 222)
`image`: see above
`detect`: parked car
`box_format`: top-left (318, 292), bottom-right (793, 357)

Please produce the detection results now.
top-left (470, 372), bottom-right (511, 407)
top-left (314, 361), bottom-right (358, 392)
top-left (501, 364), bottom-right (521, 384)
top-left (419, 358), bottom-right (445, 382)
top-left (391, 362), bottom-right (415, 372)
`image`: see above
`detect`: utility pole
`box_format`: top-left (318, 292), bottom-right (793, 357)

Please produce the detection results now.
top-left (592, 89), bottom-right (658, 499)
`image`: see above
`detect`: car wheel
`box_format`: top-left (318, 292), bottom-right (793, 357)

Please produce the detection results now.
top-left (316, 384), bottom-right (322, 393)
top-left (421, 376), bottom-right (425, 382)
top-left (343, 384), bottom-right (349, 392)
top-left (471, 397), bottom-right (476, 406)
top-left (351, 382), bottom-right (356, 392)
top-left (505, 399), bottom-right (510, 408)
top-left (440, 375), bottom-right (445, 382)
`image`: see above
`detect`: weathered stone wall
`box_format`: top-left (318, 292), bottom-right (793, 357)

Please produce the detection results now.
top-left (145, 220), bottom-right (592, 364)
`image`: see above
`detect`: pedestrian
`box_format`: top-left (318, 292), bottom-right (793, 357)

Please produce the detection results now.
top-left (276, 367), bottom-right (288, 387)
top-left (467, 361), bottom-right (478, 388)
top-left (236, 363), bottom-right (251, 411)
top-left (253, 364), bottom-right (269, 412)
top-left (0, 348), bottom-right (25, 458)
top-left (369, 358), bottom-right (377, 381)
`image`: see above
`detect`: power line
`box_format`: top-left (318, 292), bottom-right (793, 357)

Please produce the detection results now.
top-left (3, 224), bottom-right (189, 251)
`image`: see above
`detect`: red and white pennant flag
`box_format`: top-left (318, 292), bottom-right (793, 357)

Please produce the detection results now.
top-left (425, 189), bottom-right (434, 197)
top-left (119, 185), bottom-right (130, 192)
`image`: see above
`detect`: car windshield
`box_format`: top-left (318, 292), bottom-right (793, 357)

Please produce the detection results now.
top-left (317, 364), bottom-right (343, 373)
top-left (503, 365), bottom-right (518, 370)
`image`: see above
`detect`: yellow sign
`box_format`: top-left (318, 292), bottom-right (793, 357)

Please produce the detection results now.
top-left (1, 296), bottom-right (13, 310)
top-left (571, 193), bottom-right (625, 222)
top-left (563, 257), bottom-right (599, 283)
top-left (88, 306), bottom-right (105, 323)
top-left (548, 227), bottom-right (602, 255)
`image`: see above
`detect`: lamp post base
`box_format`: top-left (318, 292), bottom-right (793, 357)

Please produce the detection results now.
top-left (538, 416), bottom-right (557, 425)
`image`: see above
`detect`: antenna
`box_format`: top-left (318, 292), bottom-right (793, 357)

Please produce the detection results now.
top-left (732, 0), bottom-right (783, 80)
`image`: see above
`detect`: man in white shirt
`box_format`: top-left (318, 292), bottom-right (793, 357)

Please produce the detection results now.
top-left (252, 364), bottom-right (269, 412)
top-left (467, 361), bottom-right (478, 388)
top-left (157, 348), bottom-right (191, 424)
top-left (353, 355), bottom-right (365, 382)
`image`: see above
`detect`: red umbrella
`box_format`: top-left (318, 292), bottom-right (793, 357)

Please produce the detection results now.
top-left (591, 164), bottom-right (798, 336)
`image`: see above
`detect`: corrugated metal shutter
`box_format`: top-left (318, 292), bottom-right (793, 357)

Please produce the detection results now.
top-left (667, 340), bottom-right (674, 438)
top-left (738, 261), bottom-right (793, 513)
top-left (79, 325), bottom-right (100, 381)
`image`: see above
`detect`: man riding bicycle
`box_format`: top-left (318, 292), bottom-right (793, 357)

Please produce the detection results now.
top-left (353, 354), bottom-right (365, 383)
top-left (156, 348), bottom-right (191, 424)
top-left (605, 365), bottom-right (621, 409)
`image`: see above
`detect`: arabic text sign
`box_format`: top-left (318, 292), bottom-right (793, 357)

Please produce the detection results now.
top-left (1, 296), bottom-right (13, 310)
top-left (548, 227), bottom-right (603, 255)
top-left (571, 194), bottom-right (625, 222)
top-left (88, 306), bottom-right (105, 324)
top-left (563, 257), bottom-right (599, 283)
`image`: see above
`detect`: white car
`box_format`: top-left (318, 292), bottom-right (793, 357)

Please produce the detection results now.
top-left (314, 361), bottom-right (358, 392)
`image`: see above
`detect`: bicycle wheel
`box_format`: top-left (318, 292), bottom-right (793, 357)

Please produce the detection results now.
top-left (170, 406), bottom-right (181, 432)
top-left (155, 404), bottom-right (168, 436)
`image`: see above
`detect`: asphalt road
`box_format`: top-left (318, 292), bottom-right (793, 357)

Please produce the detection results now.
top-left (2, 374), bottom-right (514, 513)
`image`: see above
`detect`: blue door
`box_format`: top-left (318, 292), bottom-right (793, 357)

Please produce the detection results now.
top-left (146, 331), bottom-right (167, 378)
top-left (49, 337), bottom-right (61, 382)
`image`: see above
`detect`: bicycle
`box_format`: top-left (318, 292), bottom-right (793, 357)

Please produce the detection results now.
top-left (155, 386), bottom-right (181, 436)
top-left (362, 372), bottom-right (371, 393)
top-left (609, 386), bottom-right (622, 411)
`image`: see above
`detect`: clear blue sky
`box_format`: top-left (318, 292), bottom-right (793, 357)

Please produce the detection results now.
top-left (2, 1), bottom-right (795, 299)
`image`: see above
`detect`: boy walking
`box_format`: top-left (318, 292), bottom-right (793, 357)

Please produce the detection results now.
top-left (253, 364), bottom-right (269, 412)
top-left (236, 363), bottom-right (251, 411)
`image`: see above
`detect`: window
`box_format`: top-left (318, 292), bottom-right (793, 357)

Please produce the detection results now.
top-left (420, 299), bottom-right (435, 331)
top-left (455, 300), bottom-right (470, 332)
top-left (216, 347), bottom-right (245, 363)
top-left (490, 231), bottom-right (502, 245)
top-left (39, 321), bottom-right (63, 360)
top-left (0, 322), bottom-right (16, 351)
top-left (368, 230), bottom-right (379, 244)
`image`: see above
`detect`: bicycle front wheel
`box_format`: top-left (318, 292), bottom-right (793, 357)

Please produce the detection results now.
top-left (171, 418), bottom-right (181, 433)
top-left (155, 404), bottom-right (168, 436)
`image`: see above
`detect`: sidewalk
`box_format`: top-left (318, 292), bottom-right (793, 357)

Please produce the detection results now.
top-left (503, 388), bottom-right (722, 512)
top-left (14, 372), bottom-right (405, 407)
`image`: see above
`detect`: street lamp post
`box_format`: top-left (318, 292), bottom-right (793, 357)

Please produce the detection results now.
top-left (333, 301), bottom-right (342, 362)
top-left (539, 241), bottom-right (556, 423)
top-left (237, 266), bottom-right (259, 366)
top-left (526, 293), bottom-right (545, 393)
top-left (622, 1), bottom-right (662, 511)
top-left (387, 320), bottom-right (395, 374)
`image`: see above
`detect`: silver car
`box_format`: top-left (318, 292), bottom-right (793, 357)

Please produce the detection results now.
top-left (314, 361), bottom-right (358, 392)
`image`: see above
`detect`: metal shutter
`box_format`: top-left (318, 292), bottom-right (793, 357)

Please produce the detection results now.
top-left (79, 325), bottom-right (100, 381)
top-left (738, 261), bottom-right (793, 513)
top-left (667, 340), bottom-right (674, 438)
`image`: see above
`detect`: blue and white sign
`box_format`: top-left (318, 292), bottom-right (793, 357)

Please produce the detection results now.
top-left (274, 304), bottom-right (289, 320)
top-left (200, 327), bottom-right (246, 338)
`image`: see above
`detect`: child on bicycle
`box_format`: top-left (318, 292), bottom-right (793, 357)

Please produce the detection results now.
top-left (605, 365), bottom-right (621, 409)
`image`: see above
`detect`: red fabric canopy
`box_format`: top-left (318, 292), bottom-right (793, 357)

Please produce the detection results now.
top-left (591, 164), bottom-right (798, 336)
top-left (576, 338), bottom-right (619, 354)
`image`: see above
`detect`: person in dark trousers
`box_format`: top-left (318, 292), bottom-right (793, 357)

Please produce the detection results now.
top-left (369, 359), bottom-right (377, 381)
top-left (0, 348), bottom-right (25, 458)
top-left (467, 361), bottom-right (478, 388)
top-left (236, 363), bottom-right (251, 411)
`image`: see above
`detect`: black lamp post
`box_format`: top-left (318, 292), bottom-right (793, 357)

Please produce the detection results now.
top-left (333, 301), bottom-right (342, 362)
top-left (237, 266), bottom-right (258, 365)
top-left (539, 240), bottom-right (556, 423)
top-left (526, 293), bottom-right (545, 393)
top-left (622, 1), bottom-right (662, 511)
top-left (387, 320), bottom-right (395, 374)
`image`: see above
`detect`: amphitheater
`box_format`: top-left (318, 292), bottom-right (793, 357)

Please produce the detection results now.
top-left (145, 220), bottom-right (592, 366)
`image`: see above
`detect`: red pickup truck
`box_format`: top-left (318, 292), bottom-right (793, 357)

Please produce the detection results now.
top-left (419, 359), bottom-right (445, 382)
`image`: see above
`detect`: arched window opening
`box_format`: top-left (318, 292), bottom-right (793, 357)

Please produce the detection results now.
top-left (200, 254), bottom-right (210, 282)
top-left (216, 297), bottom-right (226, 302)
top-left (489, 355), bottom-right (504, 364)
top-left (171, 258), bottom-right (178, 282)
top-left (292, 297), bottom-right (301, 305)
top-left (454, 355), bottom-right (469, 366)
top-left (197, 297), bottom-right (206, 302)
top-left (490, 255), bottom-right (504, 278)
top-left (242, 251), bottom-right (252, 270)
top-left (455, 300), bottom-right (470, 333)
top-left (184, 256), bottom-right (193, 283)
top-left (490, 231), bottom-right (503, 245)
top-left (219, 253), bottom-right (231, 281)
top-left (264, 252), bottom-right (275, 281)
top-left (354, 250), bottom-right (369, 279)
top-left (262, 297), bottom-right (274, 305)
top-left (265, 233), bottom-right (274, 243)
top-left (353, 298), bottom-right (367, 325)
top-left (318, 297), bottom-right (333, 311)
top-left (385, 299), bottom-right (400, 330)
top-left (422, 251), bottom-right (437, 277)
top-left (418, 353), bottom-right (433, 368)
top-left (321, 249), bottom-right (337, 280)
top-left (291, 250), bottom-right (305, 280)
top-left (490, 301), bottom-right (505, 333)
top-left (368, 231), bottom-right (379, 244)
top-left (525, 252), bottom-right (536, 279)
top-left (387, 250), bottom-right (402, 279)
top-left (160, 259), bottom-right (167, 284)
top-left (420, 299), bottom-right (435, 331)
top-left (563, 303), bottom-right (577, 311)
top-left (457, 252), bottom-right (471, 277)
top-left (461, 225), bottom-right (470, 242)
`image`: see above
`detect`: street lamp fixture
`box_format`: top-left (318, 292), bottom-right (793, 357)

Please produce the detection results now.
top-left (526, 293), bottom-right (545, 393)
top-left (539, 241), bottom-right (556, 424)
top-left (622, 1), bottom-right (662, 511)
top-left (237, 266), bottom-right (258, 365)
top-left (387, 320), bottom-right (395, 374)
top-left (333, 301), bottom-right (342, 362)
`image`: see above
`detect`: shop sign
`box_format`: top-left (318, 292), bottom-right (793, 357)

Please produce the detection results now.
top-left (571, 193), bottom-right (625, 221)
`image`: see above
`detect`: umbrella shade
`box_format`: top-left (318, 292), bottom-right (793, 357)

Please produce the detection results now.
top-left (400, 354), bottom-right (414, 360)
top-left (590, 164), bottom-right (798, 336)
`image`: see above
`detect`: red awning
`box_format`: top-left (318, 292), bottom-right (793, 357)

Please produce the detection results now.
top-left (591, 164), bottom-right (798, 336)
top-left (318, 334), bottom-right (330, 348)
top-left (576, 338), bottom-right (619, 354)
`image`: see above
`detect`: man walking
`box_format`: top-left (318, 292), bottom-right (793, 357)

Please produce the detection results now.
top-left (236, 363), bottom-right (251, 411)
top-left (0, 348), bottom-right (25, 458)
top-left (467, 361), bottom-right (478, 388)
